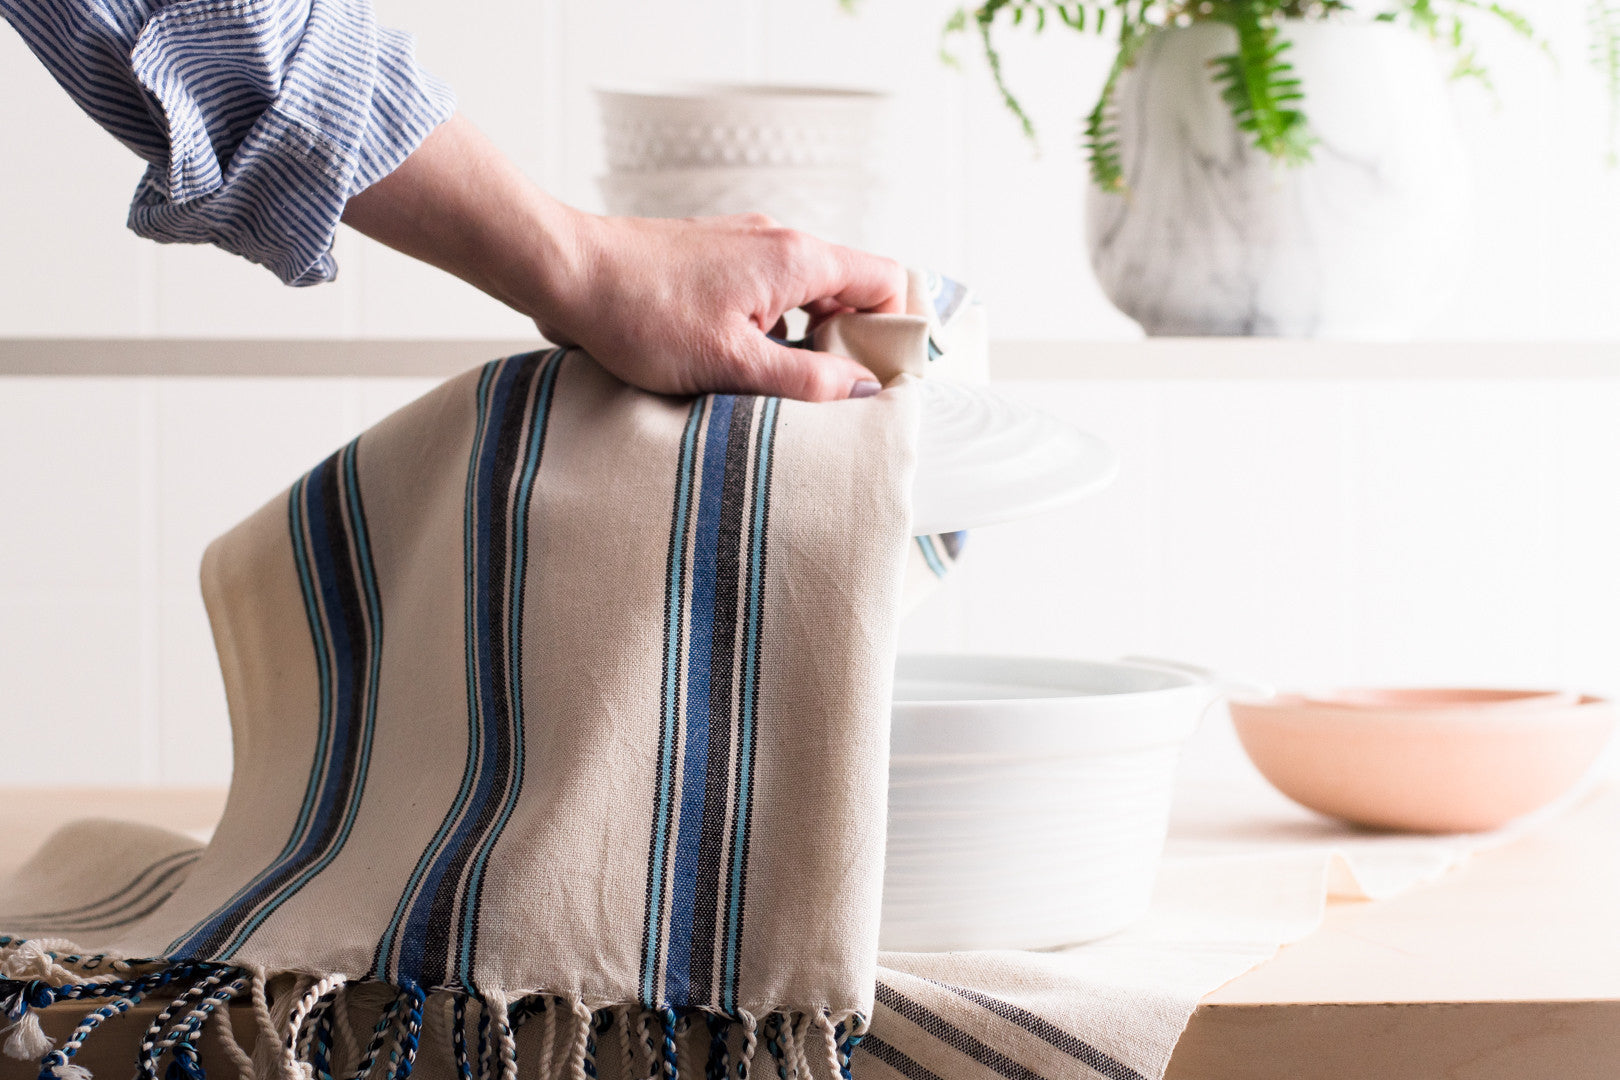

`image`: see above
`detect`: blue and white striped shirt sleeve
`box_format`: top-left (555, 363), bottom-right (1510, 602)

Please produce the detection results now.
top-left (1, 0), bottom-right (456, 285)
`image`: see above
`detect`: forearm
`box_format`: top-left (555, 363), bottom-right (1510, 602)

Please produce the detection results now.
top-left (341, 114), bottom-right (580, 323)
top-left (340, 113), bottom-right (903, 401)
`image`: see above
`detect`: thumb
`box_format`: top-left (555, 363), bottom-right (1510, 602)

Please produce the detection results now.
top-left (733, 333), bottom-right (882, 403)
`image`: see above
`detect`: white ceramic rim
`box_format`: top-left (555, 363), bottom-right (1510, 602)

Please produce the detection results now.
top-left (595, 83), bottom-right (888, 103)
top-left (894, 653), bottom-right (1204, 702)
top-left (598, 167), bottom-right (883, 183)
top-left (890, 654), bottom-right (1219, 757)
top-left (1232, 693), bottom-right (1615, 728)
top-left (1299, 687), bottom-right (1578, 712)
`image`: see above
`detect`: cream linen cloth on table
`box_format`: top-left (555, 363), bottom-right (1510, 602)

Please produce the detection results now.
top-left (3, 348), bottom-right (923, 1080)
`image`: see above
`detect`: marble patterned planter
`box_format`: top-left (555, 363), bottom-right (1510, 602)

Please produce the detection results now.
top-left (1086, 21), bottom-right (1470, 338)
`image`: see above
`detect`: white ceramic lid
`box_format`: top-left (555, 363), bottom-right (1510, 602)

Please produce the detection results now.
top-left (910, 379), bottom-right (1117, 536)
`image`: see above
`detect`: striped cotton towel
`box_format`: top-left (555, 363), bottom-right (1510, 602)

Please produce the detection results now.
top-left (0, 329), bottom-right (963, 1077)
top-left (1, 289), bottom-right (1159, 1080)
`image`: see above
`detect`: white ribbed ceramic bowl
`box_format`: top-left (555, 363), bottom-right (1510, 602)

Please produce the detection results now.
top-left (598, 167), bottom-right (878, 248)
top-left (596, 85), bottom-right (886, 172)
top-left (881, 655), bottom-right (1220, 952)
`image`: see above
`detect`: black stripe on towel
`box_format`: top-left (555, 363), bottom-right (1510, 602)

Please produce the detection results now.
top-left (26, 874), bottom-right (197, 934)
top-left (859, 1036), bottom-right (948, 1080)
top-left (721, 396), bottom-right (778, 1013)
top-left (688, 395), bottom-right (758, 1000)
top-left (875, 982), bottom-right (1048, 1080)
top-left (8, 855), bottom-right (200, 933)
top-left (0, 848), bottom-right (197, 923)
top-left (931, 980), bottom-right (1148, 1080)
top-left (425, 351), bottom-right (552, 987)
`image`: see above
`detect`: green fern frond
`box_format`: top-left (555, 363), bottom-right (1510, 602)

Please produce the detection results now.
top-left (1402, 0), bottom-right (1438, 36)
top-left (1210, 4), bottom-right (1315, 164)
top-left (1083, 21), bottom-right (1148, 191)
top-left (1448, 47), bottom-right (1492, 87)
top-left (975, 1), bottom-right (1040, 141)
top-left (940, 7), bottom-right (970, 67)
top-left (957, 1), bottom-right (1135, 145)
top-left (1485, 2), bottom-right (1533, 39)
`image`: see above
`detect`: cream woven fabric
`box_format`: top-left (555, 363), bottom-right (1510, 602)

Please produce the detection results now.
top-left (1, 307), bottom-right (1155, 1080)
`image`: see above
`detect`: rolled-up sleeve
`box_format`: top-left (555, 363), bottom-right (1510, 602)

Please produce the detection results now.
top-left (2, 0), bottom-right (455, 284)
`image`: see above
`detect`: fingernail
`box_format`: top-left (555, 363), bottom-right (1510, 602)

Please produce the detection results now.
top-left (849, 379), bottom-right (882, 399)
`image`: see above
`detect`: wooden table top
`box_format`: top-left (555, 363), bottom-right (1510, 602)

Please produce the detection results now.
top-left (7, 783), bottom-right (1619, 1079)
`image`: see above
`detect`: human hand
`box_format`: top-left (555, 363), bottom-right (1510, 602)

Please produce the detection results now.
top-left (531, 210), bottom-right (905, 401)
top-left (343, 114), bottom-right (905, 401)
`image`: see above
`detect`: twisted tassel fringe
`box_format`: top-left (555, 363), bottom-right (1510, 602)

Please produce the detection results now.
top-left (482, 990), bottom-right (518, 1080)
top-left (0, 941), bottom-right (868, 1080)
top-left (4, 1010), bottom-right (53, 1061)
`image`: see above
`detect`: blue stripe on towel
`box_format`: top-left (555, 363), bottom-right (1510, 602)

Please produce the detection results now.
top-left (641, 397), bottom-right (707, 1006)
top-left (639, 393), bottom-right (781, 1009)
top-left (393, 352), bottom-right (551, 985)
top-left (664, 394), bottom-right (738, 1006)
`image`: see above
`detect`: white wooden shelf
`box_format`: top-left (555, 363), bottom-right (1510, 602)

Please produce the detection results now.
top-left (3, 338), bottom-right (1620, 379)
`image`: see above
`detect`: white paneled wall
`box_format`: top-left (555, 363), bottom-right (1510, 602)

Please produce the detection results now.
top-left (3, 0), bottom-right (1620, 789)
top-left (4, 369), bottom-right (1620, 787)
top-left (2, 1), bottom-right (1619, 339)
top-left (0, 376), bottom-right (440, 785)
top-left (902, 377), bottom-right (1620, 698)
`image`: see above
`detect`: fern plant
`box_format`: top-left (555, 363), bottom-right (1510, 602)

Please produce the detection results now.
top-left (935, 0), bottom-right (1620, 191)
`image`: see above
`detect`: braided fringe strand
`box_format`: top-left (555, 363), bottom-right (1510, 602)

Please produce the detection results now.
top-left (791, 1014), bottom-right (816, 1080)
top-left (282, 973), bottom-right (348, 1079)
top-left (387, 980), bottom-right (427, 1080)
top-left (616, 1005), bottom-right (637, 1080)
top-left (657, 1007), bottom-right (680, 1080)
top-left (566, 998), bottom-right (592, 1080)
top-left (149, 970), bottom-right (250, 1080)
top-left (209, 1000), bottom-right (255, 1080)
top-left (761, 1014), bottom-right (789, 1080)
top-left (736, 1011), bottom-right (758, 1080)
top-left (452, 995), bottom-right (476, 1080)
top-left (483, 989), bottom-right (518, 1080)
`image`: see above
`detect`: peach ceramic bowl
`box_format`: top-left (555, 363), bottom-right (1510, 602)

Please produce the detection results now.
top-left (1229, 692), bottom-right (1617, 833)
